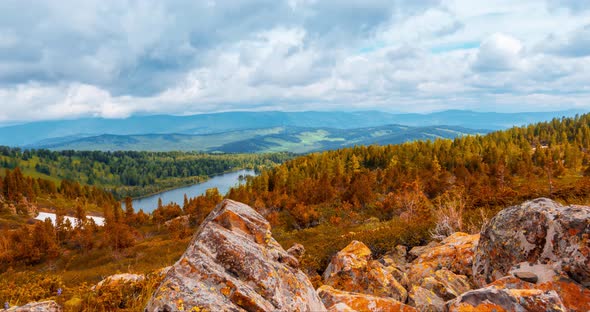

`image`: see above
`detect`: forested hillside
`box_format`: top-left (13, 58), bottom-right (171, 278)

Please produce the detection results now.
top-left (0, 149), bottom-right (292, 198)
top-left (227, 113), bottom-right (590, 273)
top-left (0, 167), bottom-right (117, 223)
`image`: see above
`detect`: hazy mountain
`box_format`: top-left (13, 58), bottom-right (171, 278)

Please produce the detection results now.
top-left (32, 125), bottom-right (484, 153)
top-left (1, 109), bottom-right (583, 147)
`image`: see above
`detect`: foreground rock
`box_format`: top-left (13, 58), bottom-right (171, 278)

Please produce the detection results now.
top-left (408, 232), bottom-right (479, 286)
top-left (408, 286), bottom-right (445, 312)
top-left (473, 198), bottom-right (590, 287)
top-left (317, 285), bottom-right (416, 312)
top-left (447, 286), bottom-right (567, 311)
top-left (489, 273), bottom-right (590, 311)
top-left (323, 240), bottom-right (407, 302)
top-left (145, 199), bottom-right (325, 312)
top-left (420, 269), bottom-right (471, 301)
top-left (7, 301), bottom-right (61, 312)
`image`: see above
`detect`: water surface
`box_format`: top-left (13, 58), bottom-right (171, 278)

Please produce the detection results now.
top-left (127, 169), bottom-right (254, 213)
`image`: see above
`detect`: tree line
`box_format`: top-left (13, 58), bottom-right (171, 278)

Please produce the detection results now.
top-left (0, 149), bottom-right (292, 198)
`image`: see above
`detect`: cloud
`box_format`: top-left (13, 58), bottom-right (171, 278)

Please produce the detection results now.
top-left (546, 0), bottom-right (590, 13)
top-left (537, 24), bottom-right (590, 57)
top-left (0, 0), bottom-right (590, 122)
top-left (472, 33), bottom-right (523, 72)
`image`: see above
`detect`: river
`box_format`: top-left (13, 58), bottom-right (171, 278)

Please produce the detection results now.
top-left (125, 169), bottom-right (255, 213)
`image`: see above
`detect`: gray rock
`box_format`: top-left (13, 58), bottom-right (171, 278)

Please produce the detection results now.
top-left (473, 198), bottom-right (590, 287)
top-left (513, 271), bottom-right (539, 283)
top-left (7, 301), bottom-right (61, 312)
top-left (447, 286), bottom-right (567, 312)
top-left (145, 199), bottom-right (326, 312)
top-left (408, 286), bottom-right (445, 312)
top-left (287, 243), bottom-right (305, 261)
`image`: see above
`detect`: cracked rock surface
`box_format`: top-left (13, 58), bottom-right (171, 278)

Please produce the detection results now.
top-left (145, 199), bottom-right (325, 312)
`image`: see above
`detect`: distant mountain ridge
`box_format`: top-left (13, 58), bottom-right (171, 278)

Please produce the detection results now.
top-left (29, 124), bottom-right (484, 153)
top-left (0, 109), bottom-right (584, 148)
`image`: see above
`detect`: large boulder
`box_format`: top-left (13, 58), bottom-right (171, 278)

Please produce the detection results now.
top-left (323, 240), bottom-right (407, 302)
top-left (145, 199), bottom-right (325, 312)
top-left (7, 301), bottom-right (61, 312)
top-left (473, 198), bottom-right (590, 287)
top-left (317, 285), bottom-right (416, 312)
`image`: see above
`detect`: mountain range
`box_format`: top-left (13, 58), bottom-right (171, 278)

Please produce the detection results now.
top-left (1, 109), bottom-right (584, 152)
top-left (29, 125), bottom-right (481, 153)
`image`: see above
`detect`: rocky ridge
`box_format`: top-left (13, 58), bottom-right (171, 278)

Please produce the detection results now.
top-left (10, 198), bottom-right (589, 311)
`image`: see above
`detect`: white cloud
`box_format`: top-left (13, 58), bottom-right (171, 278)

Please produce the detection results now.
top-left (472, 33), bottom-right (523, 72)
top-left (537, 24), bottom-right (590, 57)
top-left (0, 0), bottom-right (589, 122)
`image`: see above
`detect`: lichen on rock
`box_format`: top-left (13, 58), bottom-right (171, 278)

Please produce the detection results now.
top-left (145, 199), bottom-right (325, 312)
top-left (472, 198), bottom-right (590, 287)
top-left (317, 285), bottom-right (416, 312)
top-left (323, 240), bottom-right (407, 302)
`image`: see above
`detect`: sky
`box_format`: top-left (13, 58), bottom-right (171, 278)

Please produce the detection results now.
top-left (0, 0), bottom-right (589, 122)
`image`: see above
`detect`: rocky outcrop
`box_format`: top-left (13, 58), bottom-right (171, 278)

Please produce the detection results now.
top-left (317, 285), bottom-right (416, 312)
top-left (142, 197), bottom-right (588, 311)
top-left (321, 234), bottom-right (475, 310)
top-left (145, 199), bottom-right (325, 312)
top-left (323, 240), bottom-right (407, 302)
top-left (447, 286), bottom-right (567, 311)
top-left (408, 232), bottom-right (479, 286)
top-left (7, 301), bottom-right (61, 312)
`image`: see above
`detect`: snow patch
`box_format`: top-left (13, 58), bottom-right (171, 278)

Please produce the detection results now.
top-left (35, 212), bottom-right (105, 226)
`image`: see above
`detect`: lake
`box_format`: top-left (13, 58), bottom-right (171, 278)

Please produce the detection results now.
top-left (125, 169), bottom-right (255, 213)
